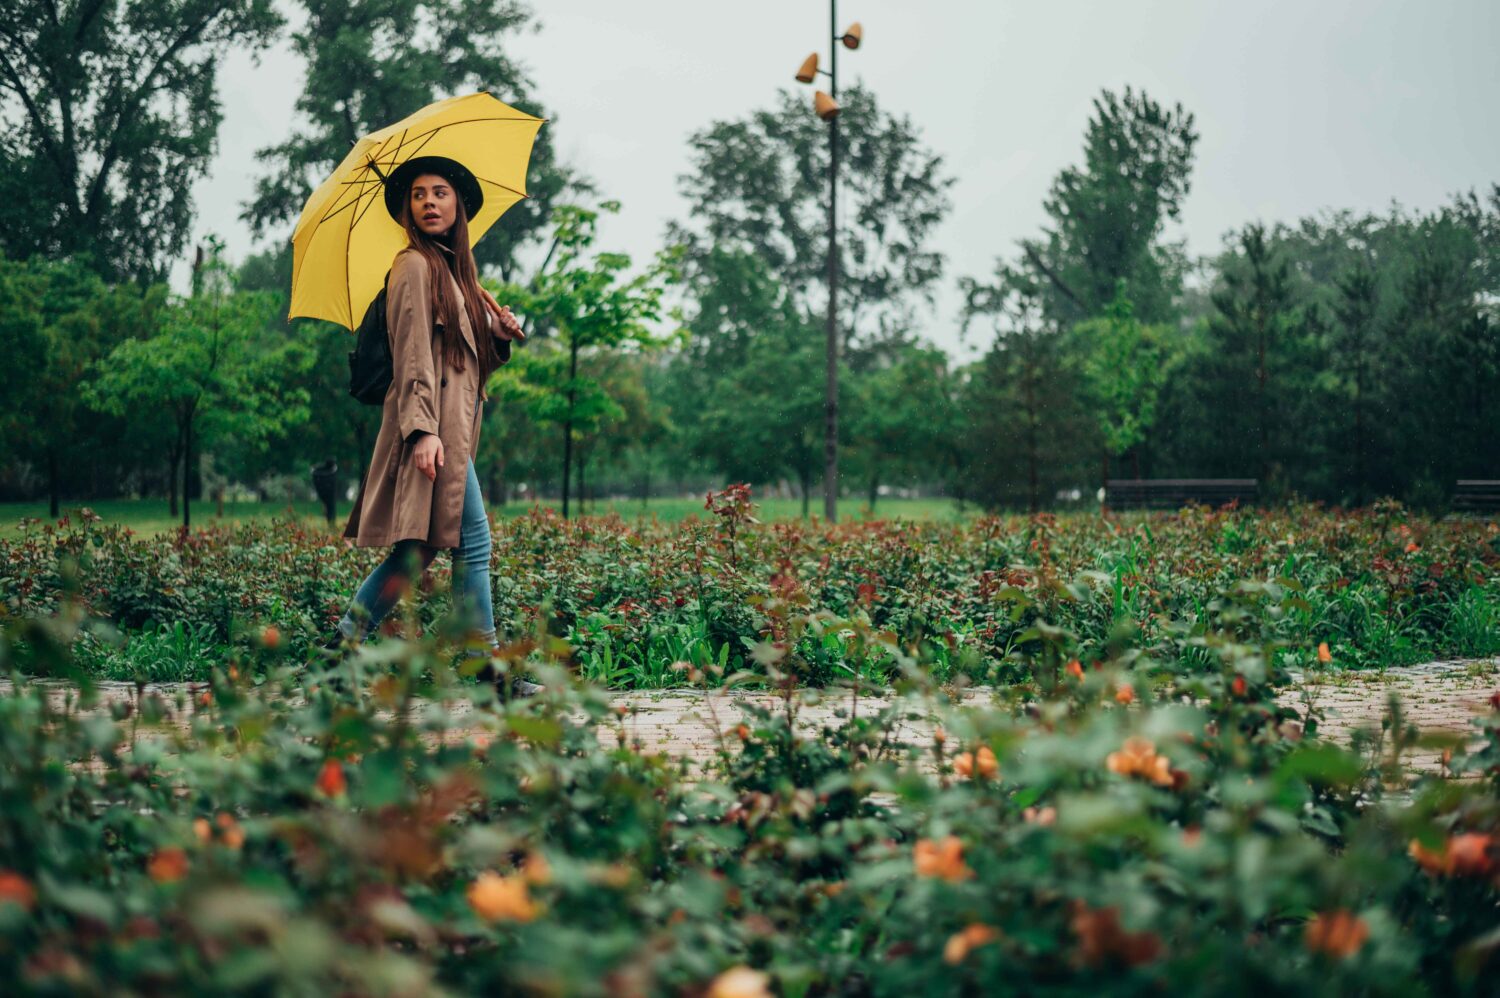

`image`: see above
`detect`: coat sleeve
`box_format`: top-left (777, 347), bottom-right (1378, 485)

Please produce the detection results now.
top-left (387, 250), bottom-right (440, 442)
top-left (484, 305), bottom-right (513, 366)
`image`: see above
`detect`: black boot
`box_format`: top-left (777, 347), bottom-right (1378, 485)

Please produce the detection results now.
top-left (477, 662), bottom-right (544, 701)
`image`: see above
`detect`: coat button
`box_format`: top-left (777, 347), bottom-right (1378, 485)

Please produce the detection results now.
top-left (440, 377), bottom-right (448, 387)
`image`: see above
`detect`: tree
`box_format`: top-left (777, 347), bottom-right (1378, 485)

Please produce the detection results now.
top-left (1197, 224), bottom-right (1310, 492)
top-left (85, 240), bottom-right (314, 527)
top-left (670, 83), bottom-right (954, 349)
top-left (243, 0), bottom-right (585, 284)
top-left (845, 344), bottom-right (959, 509)
top-left (489, 204), bottom-right (679, 517)
top-left (959, 294), bottom-right (1090, 513)
top-left (0, 257), bottom-right (162, 513)
top-left (1001, 87), bottom-right (1198, 327)
top-left (1068, 284), bottom-right (1177, 486)
top-left (0, 0), bottom-right (282, 281)
top-left (1329, 263), bottom-right (1379, 506)
top-left (238, 245), bottom-right (381, 501)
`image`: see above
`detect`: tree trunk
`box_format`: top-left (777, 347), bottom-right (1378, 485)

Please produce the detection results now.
top-left (167, 450), bottom-right (180, 518)
top-left (800, 471), bottom-right (812, 519)
top-left (561, 339), bottom-right (578, 519)
top-left (48, 449), bottom-right (60, 519)
top-left (183, 416), bottom-right (193, 530)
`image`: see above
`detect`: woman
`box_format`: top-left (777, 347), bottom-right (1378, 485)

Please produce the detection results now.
top-left (325, 155), bottom-right (541, 698)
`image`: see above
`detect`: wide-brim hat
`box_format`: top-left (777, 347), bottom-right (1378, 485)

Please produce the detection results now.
top-left (383, 155), bottom-right (484, 223)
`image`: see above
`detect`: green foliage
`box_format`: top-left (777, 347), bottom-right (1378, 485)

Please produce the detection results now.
top-left (489, 203), bottom-right (681, 515)
top-left (1069, 285), bottom-right (1177, 464)
top-left (83, 240), bottom-right (315, 526)
top-left (244, 0), bottom-right (578, 283)
top-left (0, 257), bottom-right (164, 512)
top-left (670, 83), bottom-right (954, 347)
top-left (0, 0), bottom-right (283, 281)
top-left (0, 548), bottom-right (1497, 992)
top-left (3, 502), bottom-right (1496, 690)
top-left (1002, 86), bottom-right (1199, 326)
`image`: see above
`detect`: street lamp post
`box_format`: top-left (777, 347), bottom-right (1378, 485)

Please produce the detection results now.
top-left (795, 5), bottom-right (862, 523)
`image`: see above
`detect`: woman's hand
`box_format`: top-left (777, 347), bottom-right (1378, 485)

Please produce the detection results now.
top-left (412, 432), bottom-right (445, 482)
top-left (478, 286), bottom-right (526, 341)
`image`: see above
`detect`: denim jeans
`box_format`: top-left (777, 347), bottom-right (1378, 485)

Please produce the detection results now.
top-left (337, 455), bottom-right (496, 656)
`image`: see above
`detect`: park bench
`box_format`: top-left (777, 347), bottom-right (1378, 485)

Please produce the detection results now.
top-left (1105, 478), bottom-right (1258, 511)
top-left (1452, 480), bottom-right (1500, 515)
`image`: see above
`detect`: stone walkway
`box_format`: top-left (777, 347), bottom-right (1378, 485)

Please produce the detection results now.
top-left (8, 658), bottom-right (1497, 775)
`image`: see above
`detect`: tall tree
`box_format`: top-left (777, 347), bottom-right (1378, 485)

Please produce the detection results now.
top-left (85, 240), bottom-right (314, 527)
top-left (959, 293), bottom-right (1091, 512)
top-left (1001, 87), bottom-right (1198, 327)
top-left (0, 0), bottom-right (282, 281)
top-left (1068, 284), bottom-right (1177, 486)
top-left (1196, 224), bottom-right (1312, 493)
top-left (489, 204), bottom-right (679, 518)
top-left (0, 257), bottom-right (162, 513)
top-left (669, 84), bottom-right (954, 348)
top-left (845, 344), bottom-right (959, 509)
top-left (243, 0), bottom-right (583, 283)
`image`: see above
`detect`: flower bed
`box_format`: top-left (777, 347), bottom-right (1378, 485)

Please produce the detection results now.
top-left (2, 495), bottom-right (1496, 686)
top-left (0, 576), bottom-right (1496, 994)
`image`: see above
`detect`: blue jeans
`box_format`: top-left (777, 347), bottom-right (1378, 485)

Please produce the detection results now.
top-left (337, 456), bottom-right (496, 655)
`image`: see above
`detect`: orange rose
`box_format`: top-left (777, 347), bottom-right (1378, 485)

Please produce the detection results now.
top-left (260, 625), bottom-right (280, 649)
top-left (467, 871), bottom-right (537, 922)
top-left (943, 923), bottom-right (999, 964)
top-left (707, 966), bottom-right (772, 998)
top-left (1106, 737), bottom-right (1174, 787)
top-left (215, 813), bottom-right (245, 851)
top-left (1023, 806), bottom-right (1057, 826)
top-left (316, 759), bottom-right (347, 797)
top-left (1070, 902), bottom-right (1161, 967)
top-left (1114, 684), bottom-right (1135, 705)
top-left (1231, 675), bottom-right (1248, 697)
top-left (147, 847), bottom-right (189, 884)
top-left (1065, 659), bottom-right (1085, 680)
top-left (1317, 642), bottom-right (1332, 664)
top-left (1409, 833), bottom-right (1494, 877)
top-left (0, 871), bottom-right (36, 911)
top-left (522, 851), bottom-right (551, 886)
top-left (1304, 910), bottom-right (1368, 959)
top-left (953, 746), bottom-right (999, 780)
top-left (193, 818), bottom-right (212, 844)
top-left (914, 836), bottom-right (973, 882)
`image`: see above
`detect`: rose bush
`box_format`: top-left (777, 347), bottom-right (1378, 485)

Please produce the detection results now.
top-left (0, 564), bottom-right (1495, 994)
top-left (2, 495), bottom-right (1497, 686)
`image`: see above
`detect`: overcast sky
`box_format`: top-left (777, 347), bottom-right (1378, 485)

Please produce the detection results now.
top-left (184, 0), bottom-right (1500, 361)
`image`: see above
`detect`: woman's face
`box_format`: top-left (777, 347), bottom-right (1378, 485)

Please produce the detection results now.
top-left (409, 173), bottom-right (457, 237)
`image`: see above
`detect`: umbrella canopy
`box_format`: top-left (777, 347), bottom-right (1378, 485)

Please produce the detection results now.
top-left (289, 91), bottom-right (545, 329)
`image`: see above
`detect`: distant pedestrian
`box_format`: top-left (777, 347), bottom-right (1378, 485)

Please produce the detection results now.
top-left (310, 459), bottom-right (338, 525)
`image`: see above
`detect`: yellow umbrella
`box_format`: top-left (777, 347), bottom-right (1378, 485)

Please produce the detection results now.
top-left (289, 91), bottom-right (546, 329)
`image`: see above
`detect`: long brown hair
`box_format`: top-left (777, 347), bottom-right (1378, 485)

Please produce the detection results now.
top-left (399, 192), bottom-right (502, 379)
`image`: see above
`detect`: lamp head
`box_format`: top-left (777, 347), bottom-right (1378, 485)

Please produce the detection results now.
top-left (795, 52), bottom-right (818, 84)
top-left (814, 90), bottom-right (839, 121)
top-left (842, 22), bottom-right (862, 50)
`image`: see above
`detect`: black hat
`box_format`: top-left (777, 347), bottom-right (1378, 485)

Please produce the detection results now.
top-left (383, 155), bottom-right (484, 222)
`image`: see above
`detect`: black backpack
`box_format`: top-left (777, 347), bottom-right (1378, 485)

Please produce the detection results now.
top-left (348, 270), bottom-right (392, 404)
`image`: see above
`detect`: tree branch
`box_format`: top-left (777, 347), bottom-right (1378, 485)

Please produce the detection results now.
top-left (1023, 243), bottom-right (1087, 315)
top-left (84, 10), bottom-right (218, 218)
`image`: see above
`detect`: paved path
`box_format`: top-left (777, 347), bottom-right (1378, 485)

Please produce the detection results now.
top-left (9, 658), bottom-right (1497, 776)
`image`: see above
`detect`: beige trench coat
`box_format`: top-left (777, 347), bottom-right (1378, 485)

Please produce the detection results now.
top-left (342, 244), bottom-right (511, 549)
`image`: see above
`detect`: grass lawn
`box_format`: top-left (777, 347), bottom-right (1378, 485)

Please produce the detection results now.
top-left (0, 494), bottom-right (978, 538)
